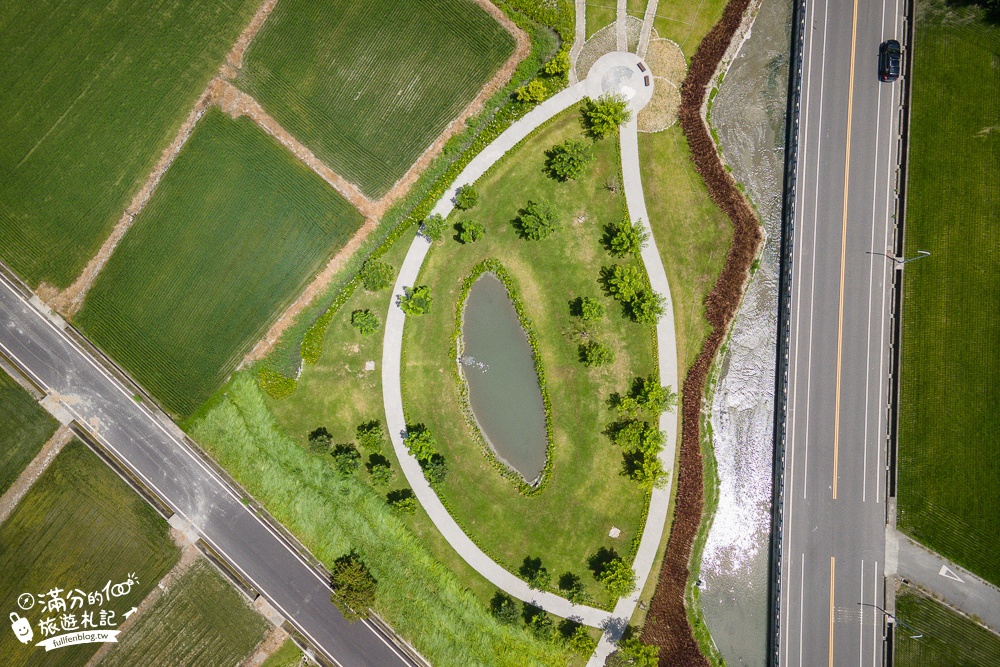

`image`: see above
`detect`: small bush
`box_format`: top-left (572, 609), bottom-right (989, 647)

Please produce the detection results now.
top-left (558, 571), bottom-right (587, 603)
top-left (601, 264), bottom-right (644, 302)
top-left (628, 289), bottom-right (665, 325)
top-left (421, 213), bottom-right (448, 242)
top-left (570, 296), bottom-right (605, 322)
top-left (543, 49), bottom-right (570, 76)
top-left (515, 79), bottom-right (548, 103)
top-left (356, 420), bottom-right (386, 453)
top-left (421, 453), bottom-right (449, 486)
top-left (400, 285), bottom-right (432, 315)
top-left (351, 309), bottom-right (379, 335)
top-left (489, 592), bottom-right (520, 625)
top-left (597, 556), bottom-right (637, 598)
top-left (616, 636), bottom-right (659, 666)
top-left (455, 184), bottom-right (480, 210)
top-left (560, 621), bottom-right (595, 654)
top-left (366, 454), bottom-right (394, 487)
top-left (404, 424), bottom-right (437, 461)
top-left (257, 367), bottom-right (296, 399)
top-left (331, 443), bottom-right (361, 476)
top-left (545, 138), bottom-right (594, 181)
top-left (579, 340), bottom-right (614, 367)
top-left (605, 216), bottom-right (649, 257)
top-left (360, 260), bottom-right (395, 291)
top-left (329, 551), bottom-right (376, 622)
top-left (307, 427), bottom-right (333, 454)
top-left (582, 94), bottom-right (632, 139)
top-left (386, 489), bottom-right (417, 514)
top-left (519, 556), bottom-right (551, 590)
top-left (525, 607), bottom-right (554, 640)
top-left (514, 199), bottom-right (559, 240)
top-left (458, 220), bottom-right (486, 244)
top-left (622, 449), bottom-right (666, 487)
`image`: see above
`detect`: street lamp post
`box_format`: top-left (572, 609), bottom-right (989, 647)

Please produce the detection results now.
top-left (858, 602), bottom-right (923, 639)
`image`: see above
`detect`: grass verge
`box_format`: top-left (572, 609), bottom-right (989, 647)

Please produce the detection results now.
top-left (0, 370), bottom-right (58, 495)
top-left (895, 584), bottom-right (1000, 666)
top-left (0, 440), bottom-right (179, 666)
top-left (897, 0), bottom-right (1000, 586)
top-left (77, 110), bottom-right (363, 417)
top-left (99, 559), bottom-right (270, 667)
top-left (652, 0), bottom-right (729, 59)
top-left (261, 638), bottom-right (305, 667)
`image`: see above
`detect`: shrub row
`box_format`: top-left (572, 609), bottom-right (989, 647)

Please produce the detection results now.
top-left (640, 0), bottom-right (764, 664)
top-left (450, 259), bottom-right (555, 496)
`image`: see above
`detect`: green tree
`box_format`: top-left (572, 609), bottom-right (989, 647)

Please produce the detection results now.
top-left (608, 419), bottom-right (664, 454)
top-left (545, 138), bottom-right (594, 181)
top-left (573, 296), bottom-right (605, 322)
top-left (404, 424), bottom-right (436, 461)
top-left (331, 443), bottom-right (361, 476)
top-left (543, 49), bottom-right (571, 76)
top-left (421, 453), bottom-right (449, 486)
top-left (519, 556), bottom-right (551, 590)
top-left (628, 289), bottom-right (665, 324)
top-left (454, 184), bottom-right (480, 210)
top-left (307, 427), bottom-right (333, 454)
top-left (356, 420), bottom-right (386, 452)
top-left (558, 571), bottom-right (588, 603)
top-left (623, 449), bottom-right (666, 487)
top-left (489, 592), bottom-right (520, 625)
top-left (515, 79), bottom-right (548, 103)
top-left (400, 285), bottom-right (432, 315)
top-left (602, 264), bottom-right (644, 302)
top-left (606, 216), bottom-right (649, 257)
top-left (582, 94), bottom-right (633, 139)
top-left (457, 220), bottom-right (486, 244)
top-left (525, 608), bottom-right (554, 640)
top-left (514, 200), bottom-right (559, 240)
top-left (565, 624), bottom-right (596, 654)
top-left (386, 489), bottom-right (417, 514)
top-left (351, 309), bottom-right (379, 335)
top-left (632, 376), bottom-right (677, 414)
top-left (359, 260), bottom-right (395, 291)
top-left (598, 556), bottom-right (637, 598)
top-left (329, 551), bottom-right (376, 622)
top-left (366, 454), bottom-right (393, 487)
top-left (579, 340), bottom-right (615, 367)
top-left (616, 636), bottom-right (660, 667)
top-left (421, 213), bottom-right (448, 242)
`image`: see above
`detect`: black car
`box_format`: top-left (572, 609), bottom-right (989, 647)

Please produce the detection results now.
top-left (879, 39), bottom-right (902, 81)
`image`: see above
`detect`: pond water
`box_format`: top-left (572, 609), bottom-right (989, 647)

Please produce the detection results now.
top-left (461, 273), bottom-right (548, 483)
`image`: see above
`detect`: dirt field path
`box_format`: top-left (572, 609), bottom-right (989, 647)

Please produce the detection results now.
top-left (0, 425), bottom-right (73, 525)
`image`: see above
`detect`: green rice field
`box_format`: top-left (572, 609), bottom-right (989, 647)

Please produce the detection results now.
top-left (0, 370), bottom-right (57, 495)
top-left (0, 440), bottom-right (179, 667)
top-left (897, 1), bottom-right (1000, 586)
top-left (0, 0), bottom-right (259, 288)
top-left (895, 585), bottom-right (1000, 666)
top-left (99, 559), bottom-right (270, 667)
top-left (77, 110), bottom-right (364, 417)
top-left (237, 0), bottom-right (515, 199)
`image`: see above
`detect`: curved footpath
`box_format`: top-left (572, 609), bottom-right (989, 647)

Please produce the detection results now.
top-left (381, 52), bottom-right (677, 663)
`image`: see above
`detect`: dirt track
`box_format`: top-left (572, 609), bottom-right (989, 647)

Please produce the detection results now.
top-left (639, 0), bottom-right (763, 663)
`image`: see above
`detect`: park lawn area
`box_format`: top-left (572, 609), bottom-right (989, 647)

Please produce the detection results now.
top-left (99, 558), bottom-right (270, 667)
top-left (652, 0), bottom-right (729, 60)
top-left (260, 638), bottom-right (305, 667)
top-left (0, 440), bottom-right (179, 667)
top-left (628, 0), bottom-right (648, 19)
top-left (586, 1), bottom-right (618, 38)
top-left (237, 0), bottom-right (515, 199)
top-left (0, 370), bottom-right (57, 495)
top-left (76, 110), bottom-right (364, 418)
top-left (897, 1), bottom-right (1000, 586)
top-left (0, 0), bottom-right (259, 288)
top-left (639, 126), bottom-right (732, 378)
top-left (192, 373), bottom-right (572, 667)
top-left (403, 106), bottom-right (655, 608)
top-left (895, 585), bottom-right (1000, 667)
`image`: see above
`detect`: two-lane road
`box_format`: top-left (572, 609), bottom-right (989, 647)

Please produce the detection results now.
top-left (777, 0), bottom-right (906, 663)
top-left (0, 274), bottom-right (414, 667)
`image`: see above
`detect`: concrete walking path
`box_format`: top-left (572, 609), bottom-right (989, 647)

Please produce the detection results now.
top-left (637, 0), bottom-right (660, 58)
top-left (570, 0), bottom-right (587, 84)
top-left (889, 530), bottom-right (1000, 634)
top-left (381, 52), bottom-right (670, 658)
top-left (616, 0), bottom-right (628, 51)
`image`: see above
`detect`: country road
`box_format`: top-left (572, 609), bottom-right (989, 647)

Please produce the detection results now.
top-left (0, 271), bottom-right (416, 667)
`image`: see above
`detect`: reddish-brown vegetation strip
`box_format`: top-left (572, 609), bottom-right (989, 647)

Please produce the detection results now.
top-left (640, 0), bottom-right (763, 664)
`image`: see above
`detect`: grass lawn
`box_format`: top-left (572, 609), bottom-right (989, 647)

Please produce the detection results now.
top-left (77, 110), bottom-right (364, 418)
top-left (260, 638), bottom-right (305, 667)
top-left (192, 374), bottom-right (572, 667)
top-left (897, 1), bottom-right (1000, 586)
top-left (99, 559), bottom-right (270, 667)
top-left (0, 440), bottom-right (179, 667)
top-left (628, 0), bottom-right (648, 20)
top-left (586, 1), bottom-right (618, 38)
top-left (0, 0), bottom-right (259, 288)
top-left (895, 585), bottom-right (1000, 666)
top-left (638, 126), bottom-right (732, 378)
top-left (403, 106), bottom-right (655, 608)
top-left (652, 0), bottom-right (729, 60)
top-left (237, 0), bottom-right (515, 199)
top-left (0, 370), bottom-right (57, 495)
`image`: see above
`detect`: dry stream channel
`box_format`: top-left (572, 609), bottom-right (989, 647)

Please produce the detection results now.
top-left (700, 0), bottom-right (791, 664)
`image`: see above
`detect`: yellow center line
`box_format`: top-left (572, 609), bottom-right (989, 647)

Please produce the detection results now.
top-left (834, 0), bottom-right (862, 501)
top-left (829, 556), bottom-right (837, 667)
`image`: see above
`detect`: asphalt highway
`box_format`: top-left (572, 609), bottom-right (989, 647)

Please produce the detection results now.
top-left (777, 0), bottom-right (906, 663)
top-left (0, 273), bottom-right (414, 667)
